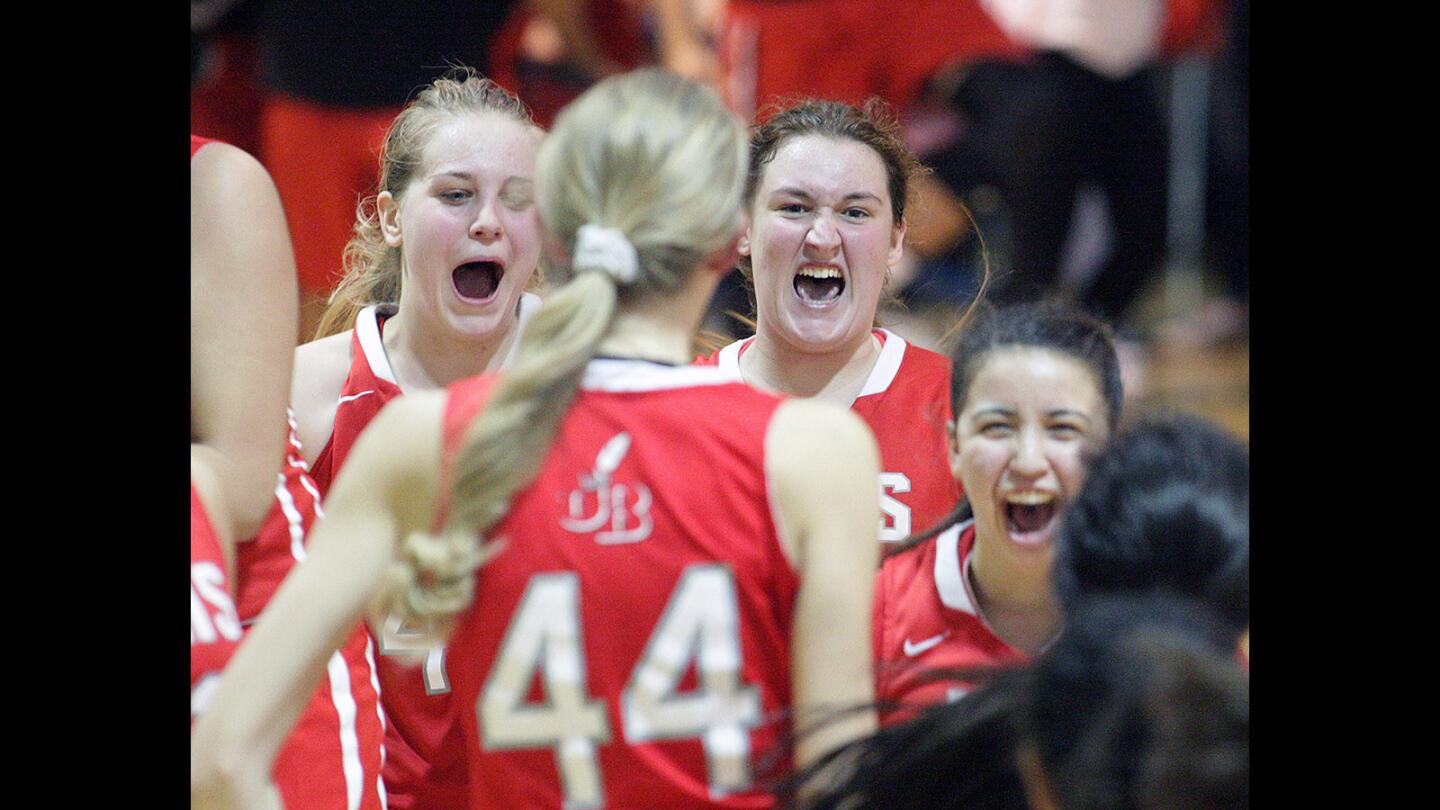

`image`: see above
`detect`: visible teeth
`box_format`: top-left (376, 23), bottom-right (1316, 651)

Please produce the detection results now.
top-left (1005, 491), bottom-right (1055, 505)
top-left (797, 266), bottom-right (841, 280)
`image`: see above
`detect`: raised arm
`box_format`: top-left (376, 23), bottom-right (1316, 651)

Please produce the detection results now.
top-left (190, 141), bottom-right (299, 539)
top-left (191, 391), bottom-right (447, 809)
top-left (766, 398), bottom-right (882, 770)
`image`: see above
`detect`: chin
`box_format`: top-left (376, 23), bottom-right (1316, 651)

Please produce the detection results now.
top-left (446, 307), bottom-right (514, 342)
top-left (779, 310), bottom-right (866, 352)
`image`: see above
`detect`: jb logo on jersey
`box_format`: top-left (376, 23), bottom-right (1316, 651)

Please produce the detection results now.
top-left (561, 432), bottom-right (653, 544)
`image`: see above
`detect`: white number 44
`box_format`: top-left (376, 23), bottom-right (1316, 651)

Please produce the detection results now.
top-left (480, 564), bottom-right (761, 808)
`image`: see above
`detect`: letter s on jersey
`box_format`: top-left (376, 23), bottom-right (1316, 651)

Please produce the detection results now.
top-left (191, 561), bottom-right (242, 645)
top-left (878, 472), bottom-right (912, 543)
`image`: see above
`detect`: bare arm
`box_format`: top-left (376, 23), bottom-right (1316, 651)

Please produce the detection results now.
top-left (191, 445), bottom-right (237, 576)
top-left (288, 330), bottom-right (355, 467)
top-left (191, 142), bottom-right (299, 539)
top-left (190, 392), bottom-right (447, 808)
top-left (766, 399), bottom-right (882, 770)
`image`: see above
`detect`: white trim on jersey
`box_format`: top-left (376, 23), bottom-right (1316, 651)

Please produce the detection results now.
top-left (359, 293), bottom-right (543, 389)
top-left (857, 329), bottom-right (908, 397)
top-left (325, 649), bottom-right (365, 810)
top-left (717, 328), bottom-right (908, 399)
top-left (275, 473), bottom-right (309, 564)
top-left (934, 519), bottom-right (979, 616)
top-left (356, 304), bottom-right (399, 386)
top-left (364, 633), bottom-right (390, 810)
top-left (580, 358), bottom-right (748, 393)
top-left (498, 292), bottom-right (545, 369)
top-left (715, 338), bottom-right (745, 379)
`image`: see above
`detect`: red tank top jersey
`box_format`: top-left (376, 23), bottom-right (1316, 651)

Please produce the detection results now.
top-left (242, 304), bottom-right (441, 809)
top-left (343, 297), bottom-right (541, 809)
top-left (437, 359), bottom-right (799, 810)
top-left (241, 410), bottom-right (388, 810)
top-left (306, 304), bottom-right (406, 494)
top-left (699, 329), bottom-right (960, 543)
top-left (191, 482), bottom-right (242, 723)
top-left (871, 521), bottom-right (1027, 725)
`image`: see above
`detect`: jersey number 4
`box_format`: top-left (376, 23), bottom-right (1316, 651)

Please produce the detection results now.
top-left (480, 563), bottom-right (762, 808)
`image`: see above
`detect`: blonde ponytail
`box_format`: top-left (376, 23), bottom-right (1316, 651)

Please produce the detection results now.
top-left (388, 273), bottom-right (618, 631)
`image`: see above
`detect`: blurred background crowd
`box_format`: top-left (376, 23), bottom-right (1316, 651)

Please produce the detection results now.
top-left (191, 0), bottom-right (1248, 438)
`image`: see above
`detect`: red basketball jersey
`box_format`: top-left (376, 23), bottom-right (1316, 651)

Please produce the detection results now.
top-left (699, 329), bottom-right (960, 543)
top-left (438, 359), bottom-right (799, 810)
top-left (243, 305), bottom-right (413, 809)
top-left (242, 411), bottom-right (388, 810)
top-left (332, 298), bottom-right (542, 810)
top-left (191, 483), bottom-right (242, 723)
top-left (307, 305), bottom-right (406, 494)
top-left (871, 521), bottom-right (1027, 725)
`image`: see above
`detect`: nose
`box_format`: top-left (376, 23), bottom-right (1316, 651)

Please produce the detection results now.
top-left (471, 197), bottom-right (503, 242)
top-left (803, 210), bottom-right (841, 257)
top-left (1008, 429), bottom-right (1048, 480)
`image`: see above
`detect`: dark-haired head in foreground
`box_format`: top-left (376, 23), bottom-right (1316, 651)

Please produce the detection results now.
top-left (1054, 413), bottom-right (1250, 639)
top-left (790, 596), bottom-right (1248, 810)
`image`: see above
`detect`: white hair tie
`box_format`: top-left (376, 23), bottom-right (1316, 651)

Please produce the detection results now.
top-left (573, 223), bottom-right (639, 284)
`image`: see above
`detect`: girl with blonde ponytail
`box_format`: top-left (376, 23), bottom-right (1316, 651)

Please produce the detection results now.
top-left (194, 69), bottom-right (883, 810)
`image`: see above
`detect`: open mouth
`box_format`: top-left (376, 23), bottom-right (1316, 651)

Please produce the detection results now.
top-left (452, 260), bottom-right (503, 303)
top-left (1003, 492), bottom-right (1058, 545)
top-left (793, 265), bottom-right (844, 305)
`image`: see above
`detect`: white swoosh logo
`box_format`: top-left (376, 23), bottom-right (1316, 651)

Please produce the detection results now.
top-left (902, 631), bottom-right (951, 657)
top-left (337, 390), bottom-right (376, 405)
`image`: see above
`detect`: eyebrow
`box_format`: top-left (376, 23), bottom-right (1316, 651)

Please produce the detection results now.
top-left (429, 171), bottom-right (534, 187)
top-left (969, 407), bottom-right (1093, 422)
top-left (770, 187), bottom-right (882, 204)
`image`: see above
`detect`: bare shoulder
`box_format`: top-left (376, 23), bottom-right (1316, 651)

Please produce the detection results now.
top-left (365, 389), bottom-right (447, 452)
top-left (764, 398), bottom-right (881, 568)
top-left (327, 389), bottom-right (448, 516)
top-left (290, 331), bottom-right (356, 463)
top-left (766, 398), bottom-right (879, 473)
top-left (190, 141), bottom-right (277, 201)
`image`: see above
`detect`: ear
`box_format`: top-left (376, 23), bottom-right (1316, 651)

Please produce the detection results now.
top-left (887, 217), bottom-right (908, 270)
top-left (377, 191), bottom-right (403, 248)
top-left (704, 232), bottom-right (744, 275)
top-left (737, 217), bottom-right (752, 258)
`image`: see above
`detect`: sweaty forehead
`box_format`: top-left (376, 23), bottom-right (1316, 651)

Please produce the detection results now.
top-left (964, 348), bottom-right (1106, 416)
top-left (759, 134), bottom-right (890, 203)
top-left (420, 112), bottom-right (538, 177)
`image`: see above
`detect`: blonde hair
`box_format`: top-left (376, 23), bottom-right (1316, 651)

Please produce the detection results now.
top-left (388, 69), bottom-right (748, 632)
top-left (314, 67), bottom-right (538, 340)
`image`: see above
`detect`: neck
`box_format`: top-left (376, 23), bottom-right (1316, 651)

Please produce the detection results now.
top-left (740, 327), bottom-right (881, 404)
top-left (967, 536), bottom-right (1061, 656)
top-left (381, 301), bottom-right (524, 391)
top-left (596, 271), bottom-right (717, 365)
